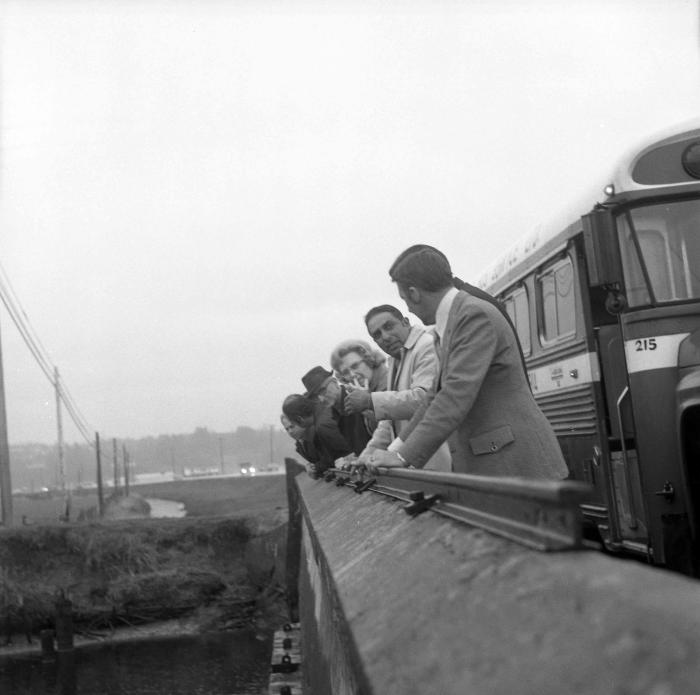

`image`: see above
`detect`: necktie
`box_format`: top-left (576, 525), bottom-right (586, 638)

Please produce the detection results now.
top-left (434, 332), bottom-right (444, 390)
top-left (391, 348), bottom-right (405, 390)
top-left (389, 348), bottom-right (406, 440)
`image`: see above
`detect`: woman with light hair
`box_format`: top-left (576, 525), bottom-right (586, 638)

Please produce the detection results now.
top-left (330, 339), bottom-right (388, 434)
top-left (330, 339), bottom-right (388, 391)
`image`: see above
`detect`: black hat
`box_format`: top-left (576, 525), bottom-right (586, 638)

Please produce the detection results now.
top-left (301, 366), bottom-right (333, 397)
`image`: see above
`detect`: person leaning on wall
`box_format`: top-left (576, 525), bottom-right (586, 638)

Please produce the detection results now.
top-left (281, 393), bottom-right (353, 477)
top-left (352, 303), bottom-right (451, 471)
top-left (364, 244), bottom-right (568, 480)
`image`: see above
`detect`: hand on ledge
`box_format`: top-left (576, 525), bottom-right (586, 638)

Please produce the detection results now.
top-left (364, 449), bottom-right (405, 475)
top-left (335, 454), bottom-right (358, 471)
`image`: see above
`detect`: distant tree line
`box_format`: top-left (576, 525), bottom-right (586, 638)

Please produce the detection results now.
top-left (10, 426), bottom-right (297, 492)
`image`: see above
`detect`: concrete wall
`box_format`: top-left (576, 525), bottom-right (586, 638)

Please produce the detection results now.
top-left (293, 470), bottom-right (700, 695)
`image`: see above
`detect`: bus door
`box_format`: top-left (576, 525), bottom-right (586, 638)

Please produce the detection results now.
top-left (595, 323), bottom-right (648, 549)
top-left (617, 311), bottom-right (694, 569)
top-left (585, 200), bottom-right (700, 571)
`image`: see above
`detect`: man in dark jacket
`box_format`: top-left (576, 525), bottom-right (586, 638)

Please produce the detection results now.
top-left (282, 393), bottom-right (353, 476)
top-left (301, 366), bottom-right (371, 455)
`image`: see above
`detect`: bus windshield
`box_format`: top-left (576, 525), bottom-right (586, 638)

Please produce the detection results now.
top-left (617, 198), bottom-right (700, 307)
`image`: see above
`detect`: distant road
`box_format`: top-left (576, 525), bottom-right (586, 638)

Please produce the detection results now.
top-left (11, 473), bottom-right (288, 525)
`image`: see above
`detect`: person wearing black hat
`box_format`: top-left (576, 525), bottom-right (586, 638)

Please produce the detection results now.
top-left (301, 365), bottom-right (372, 455)
top-left (301, 365), bottom-right (337, 402)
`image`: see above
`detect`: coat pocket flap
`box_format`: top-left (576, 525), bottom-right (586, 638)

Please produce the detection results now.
top-left (469, 425), bottom-right (514, 455)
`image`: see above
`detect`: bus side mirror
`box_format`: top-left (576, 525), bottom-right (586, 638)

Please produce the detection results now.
top-left (582, 207), bottom-right (622, 287)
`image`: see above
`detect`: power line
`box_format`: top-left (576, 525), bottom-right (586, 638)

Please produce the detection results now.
top-left (0, 264), bottom-right (52, 359)
top-left (55, 377), bottom-right (92, 445)
top-left (0, 261), bottom-right (98, 446)
top-left (0, 272), bottom-right (54, 381)
top-left (55, 376), bottom-right (92, 440)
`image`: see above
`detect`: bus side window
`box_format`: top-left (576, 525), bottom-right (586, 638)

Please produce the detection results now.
top-left (683, 226), bottom-right (700, 296)
top-left (538, 258), bottom-right (576, 344)
top-left (618, 212), bottom-right (674, 305)
top-left (619, 227), bottom-right (671, 305)
top-left (504, 287), bottom-right (531, 356)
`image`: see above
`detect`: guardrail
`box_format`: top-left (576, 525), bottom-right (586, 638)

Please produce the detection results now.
top-left (320, 465), bottom-right (591, 551)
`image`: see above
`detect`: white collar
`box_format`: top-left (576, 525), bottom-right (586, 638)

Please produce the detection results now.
top-left (434, 286), bottom-right (459, 341)
top-left (402, 323), bottom-right (424, 350)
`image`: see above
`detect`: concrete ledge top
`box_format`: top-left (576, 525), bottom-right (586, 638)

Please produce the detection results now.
top-left (298, 474), bottom-right (700, 695)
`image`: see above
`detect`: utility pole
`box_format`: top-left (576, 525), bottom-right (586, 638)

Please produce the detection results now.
top-left (112, 438), bottom-right (119, 496)
top-left (122, 444), bottom-right (129, 496)
top-left (269, 424), bottom-right (274, 468)
top-left (54, 367), bottom-right (70, 521)
top-left (95, 432), bottom-right (104, 518)
top-left (54, 367), bottom-right (65, 493)
top-left (219, 436), bottom-right (224, 473)
top-left (0, 319), bottom-right (12, 526)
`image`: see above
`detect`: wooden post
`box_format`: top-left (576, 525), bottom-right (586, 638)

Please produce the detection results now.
top-left (269, 424), bottom-right (274, 468)
top-left (55, 595), bottom-right (74, 652)
top-left (55, 595), bottom-right (76, 695)
top-left (122, 444), bottom-right (129, 496)
top-left (112, 438), bottom-right (119, 495)
top-left (40, 629), bottom-right (56, 660)
top-left (0, 319), bottom-right (12, 526)
top-left (95, 432), bottom-right (104, 517)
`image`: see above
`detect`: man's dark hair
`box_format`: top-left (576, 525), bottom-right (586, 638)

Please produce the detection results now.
top-left (389, 245), bottom-right (454, 292)
top-left (363, 304), bottom-right (405, 327)
top-left (282, 394), bottom-right (314, 423)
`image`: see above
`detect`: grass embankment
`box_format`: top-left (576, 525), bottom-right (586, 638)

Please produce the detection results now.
top-left (1, 475), bottom-right (289, 643)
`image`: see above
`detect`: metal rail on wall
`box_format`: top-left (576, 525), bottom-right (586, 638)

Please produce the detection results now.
top-left (320, 465), bottom-right (593, 552)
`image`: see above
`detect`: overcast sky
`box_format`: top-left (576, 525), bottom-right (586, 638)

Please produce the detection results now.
top-left (1, 0), bottom-right (699, 446)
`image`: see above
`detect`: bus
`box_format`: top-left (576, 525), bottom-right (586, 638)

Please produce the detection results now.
top-left (477, 122), bottom-right (700, 574)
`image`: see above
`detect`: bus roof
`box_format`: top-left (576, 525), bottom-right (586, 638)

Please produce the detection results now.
top-left (475, 216), bottom-right (583, 296)
top-left (476, 120), bottom-right (700, 296)
top-left (607, 119), bottom-right (700, 194)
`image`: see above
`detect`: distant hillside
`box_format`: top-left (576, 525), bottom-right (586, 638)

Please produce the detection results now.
top-left (10, 426), bottom-right (297, 492)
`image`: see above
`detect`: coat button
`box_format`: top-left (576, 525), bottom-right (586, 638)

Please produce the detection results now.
top-left (490, 443), bottom-right (497, 451)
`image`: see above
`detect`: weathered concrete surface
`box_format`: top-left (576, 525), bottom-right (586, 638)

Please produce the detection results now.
top-left (296, 473), bottom-right (700, 695)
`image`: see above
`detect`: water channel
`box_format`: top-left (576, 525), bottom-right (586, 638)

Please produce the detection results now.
top-left (0, 631), bottom-right (271, 695)
top-left (144, 497), bottom-right (187, 518)
top-left (0, 498), bottom-right (274, 694)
